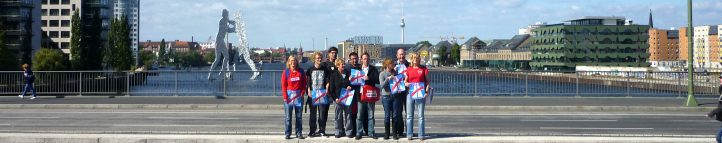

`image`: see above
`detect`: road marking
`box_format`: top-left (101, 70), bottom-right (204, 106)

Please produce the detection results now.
top-left (540, 127), bottom-right (653, 130)
top-left (147, 117), bottom-right (241, 120)
top-left (0, 117), bottom-right (60, 119)
top-left (112, 124), bottom-right (221, 127)
top-left (521, 120), bottom-right (617, 122)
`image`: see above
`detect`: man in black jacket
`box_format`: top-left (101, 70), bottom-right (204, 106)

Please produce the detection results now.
top-left (344, 52), bottom-right (361, 138)
top-left (355, 52), bottom-right (380, 140)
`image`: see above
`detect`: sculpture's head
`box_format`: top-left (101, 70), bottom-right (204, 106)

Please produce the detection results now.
top-left (222, 9), bottom-right (229, 18)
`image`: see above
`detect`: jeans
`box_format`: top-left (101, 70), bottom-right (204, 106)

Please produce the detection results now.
top-left (284, 102), bottom-right (302, 136)
top-left (21, 83), bottom-right (36, 97)
top-left (309, 102), bottom-right (330, 134)
top-left (382, 95), bottom-right (402, 135)
top-left (406, 95), bottom-right (425, 138)
top-left (357, 101), bottom-right (375, 136)
top-left (717, 127), bottom-right (722, 143)
top-left (334, 101), bottom-right (355, 136)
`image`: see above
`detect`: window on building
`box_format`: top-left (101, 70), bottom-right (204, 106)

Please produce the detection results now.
top-left (61, 42), bottom-right (70, 49)
top-left (49, 9), bottom-right (59, 16)
top-left (41, 9), bottom-right (48, 16)
top-left (49, 20), bottom-right (59, 27)
top-left (50, 0), bottom-right (59, 4)
top-left (61, 20), bottom-right (70, 27)
top-left (41, 20), bottom-right (47, 27)
top-left (61, 31), bottom-right (70, 38)
top-left (42, 0), bottom-right (48, 4)
top-left (61, 9), bottom-right (70, 16)
top-left (61, 0), bottom-right (69, 4)
top-left (49, 31), bottom-right (59, 38)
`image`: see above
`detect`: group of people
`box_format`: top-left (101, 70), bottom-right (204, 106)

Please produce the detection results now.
top-left (280, 47), bottom-right (431, 140)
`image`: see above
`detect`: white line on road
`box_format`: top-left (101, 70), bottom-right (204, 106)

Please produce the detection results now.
top-left (147, 117), bottom-right (241, 120)
top-left (521, 120), bottom-right (618, 122)
top-left (0, 117), bottom-right (60, 119)
top-left (112, 124), bottom-right (221, 127)
top-left (540, 127), bottom-right (653, 130)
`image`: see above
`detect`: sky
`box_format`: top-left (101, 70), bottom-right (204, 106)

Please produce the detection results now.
top-left (140, 0), bottom-right (722, 51)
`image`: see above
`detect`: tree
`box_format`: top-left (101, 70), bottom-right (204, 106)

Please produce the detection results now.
top-left (450, 43), bottom-right (461, 65)
top-left (203, 51), bottom-right (215, 64)
top-left (33, 48), bottom-right (69, 71)
top-left (69, 9), bottom-right (85, 70)
top-left (107, 16), bottom-right (133, 71)
top-left (159, 39), bottom-right (166, 63)
top-left (0, 23), bottom-right (20, 71)
top-left (138, 50), bottom-right (156, 68)
top-left (437, 46), bottom-right (448, 66)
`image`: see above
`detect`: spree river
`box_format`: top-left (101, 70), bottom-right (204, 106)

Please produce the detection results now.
top-left (130, 62), bottom-right (701, 97)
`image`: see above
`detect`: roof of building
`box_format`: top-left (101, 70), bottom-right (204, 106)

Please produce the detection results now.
top-left (565, 16), bottom-right (626, 22)
top-left (462, 37), bottom-right (486, 49)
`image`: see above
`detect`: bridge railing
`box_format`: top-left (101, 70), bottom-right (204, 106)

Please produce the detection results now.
top-left (0, 70), bottom-right (718, 97)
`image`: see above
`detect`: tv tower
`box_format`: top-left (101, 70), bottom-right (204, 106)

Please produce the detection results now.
top-left (400, 3), bottom-right (406, 44)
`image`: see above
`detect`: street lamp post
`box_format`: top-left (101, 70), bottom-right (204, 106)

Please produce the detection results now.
top-left (685, 0), bottom-right (698, 107)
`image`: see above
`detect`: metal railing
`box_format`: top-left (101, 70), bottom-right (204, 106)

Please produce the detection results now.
top-left (0, 70), bottom-right (719, 97)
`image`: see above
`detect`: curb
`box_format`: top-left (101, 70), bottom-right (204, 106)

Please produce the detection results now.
top-left (0, 133), bottom-right (713, 143)
top-left (0, 104), bottom-right (714, 112)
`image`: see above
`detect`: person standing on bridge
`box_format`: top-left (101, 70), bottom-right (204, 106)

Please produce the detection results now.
top-left (281, 55), bottom-right (307, 140)
top-left (18, 64), bottom-right (37, 100)
top-left (305, 52), bottom-right (329, 138)
top-left (328, 58), bottom-right (350, 138)
top-left (395, 48), bottom-right (409, 137)
top-left (356, 52), bottom-right (380, 140)
top-left (404, 53), bottom-right (430, 140)
top-left (319, 47), bottom-right (338, 138)
top-left (344, 52), bottom-right (362, 138)
top-left (379, 58), bottom-right (401, 140)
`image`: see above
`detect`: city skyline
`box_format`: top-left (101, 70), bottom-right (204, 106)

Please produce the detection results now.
top-left (140, 0), bottom-right (722, 51)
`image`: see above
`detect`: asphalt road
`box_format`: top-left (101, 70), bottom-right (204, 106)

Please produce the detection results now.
top-left (0, 108), bottom-right (717, 139)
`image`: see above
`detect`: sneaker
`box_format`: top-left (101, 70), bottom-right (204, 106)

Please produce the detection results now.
top-left (30, 97), bottom-right (36, 100)
top-left (285, 136), bottom-right (291, 139)
top-left (18, 95), bottom-right (23, 99)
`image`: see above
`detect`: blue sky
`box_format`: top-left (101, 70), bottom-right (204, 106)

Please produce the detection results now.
top-left (140, 0), bottom-right (722, 51)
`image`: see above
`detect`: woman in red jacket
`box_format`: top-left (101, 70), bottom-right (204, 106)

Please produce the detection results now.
top-left (281, 55), bottom-right (307, 139)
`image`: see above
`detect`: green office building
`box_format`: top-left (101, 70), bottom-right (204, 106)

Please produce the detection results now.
top-left (530, 16), bottom-right (650, 71)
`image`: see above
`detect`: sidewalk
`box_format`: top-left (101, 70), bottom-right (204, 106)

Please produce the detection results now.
top-left (0, 96), bottom-right (717, 112)
top-left (0, 133), bottom-right (712, 143)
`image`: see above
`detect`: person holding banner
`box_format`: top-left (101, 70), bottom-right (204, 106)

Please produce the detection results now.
top-left (345, 52), bottom-right (362, 138)
top-left (305, 52), bottom-right (329, 138)
top-left (395, 48), bottom-right (409, 137)
top-left (280, 55), bottom-right (307, 140)
top-left (404, 53), bottom-right (430, 140)
top-left (379, 58), bottom-right (401, 140)
top-left (328, 58), bottom-right (351, 138)
top-left (355, 52), bottom-right (380, 140)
